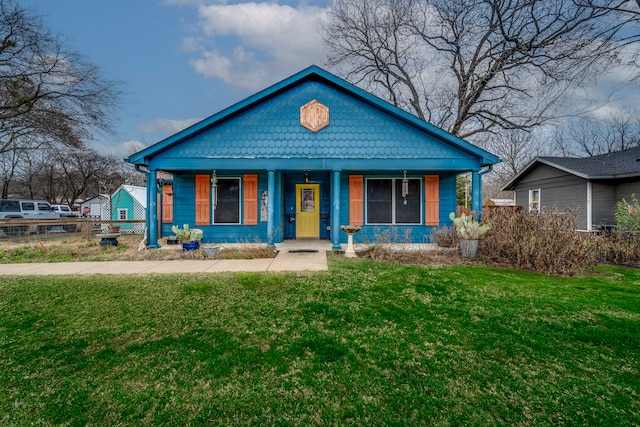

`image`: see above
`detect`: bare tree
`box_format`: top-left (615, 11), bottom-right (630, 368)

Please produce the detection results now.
top-left (0, 0), bottom-right (119, 155)
top-left (324, 0), bottom-right (640, 139)
top-left (552, 111), bottom-right (640, 157)
top-left (481, 129), bottom-right (551, 183)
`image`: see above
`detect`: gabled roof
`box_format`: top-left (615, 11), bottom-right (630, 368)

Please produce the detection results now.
top-left (112, 185), bottom-right (147, 209)
top-left (127, 65), bottom-right (500, 167)
top-left (502, 146), bottom-right (640, 190)
top-left (79, 194), bottom-right (109, 204)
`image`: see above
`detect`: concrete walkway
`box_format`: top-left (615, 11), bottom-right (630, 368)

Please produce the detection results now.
top-left (0, 240), bottom-right (332, 276)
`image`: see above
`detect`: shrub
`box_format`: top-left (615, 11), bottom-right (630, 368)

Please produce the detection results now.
top-left (480, 208), bottom-right (598, 276)
top-left (614, 194), bottom-right (640, 234)
top-left (593, 230), bottom-right (640, 267)
top-left (432, 225), bottom-right (459, 248)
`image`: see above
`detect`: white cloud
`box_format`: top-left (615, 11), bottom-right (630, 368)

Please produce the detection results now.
top-left (184, 2), bottom-right (329, 89)
top-left (189, 47), bottom-right (269, 89)
top-left (135, 117), bottom-right (202, 136)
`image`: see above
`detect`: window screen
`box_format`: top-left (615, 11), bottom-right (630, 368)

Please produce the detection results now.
top-left (214, 178), bottom-right (240, 224)
top-left (366, 178), bottom-right (421, 224)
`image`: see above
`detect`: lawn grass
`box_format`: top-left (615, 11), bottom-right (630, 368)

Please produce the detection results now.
top-left (1, 258), bottom-right (638, 425)
top-left (0, 235), bottom-right (275, 263)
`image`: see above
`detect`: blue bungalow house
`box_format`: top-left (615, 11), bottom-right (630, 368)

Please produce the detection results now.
top-left (126, 66), bottom-right (499, 249)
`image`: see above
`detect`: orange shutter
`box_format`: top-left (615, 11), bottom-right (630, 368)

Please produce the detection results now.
top-left (162, 183), bottom-right (173, 223)
top-left (425, 175), bottom-right (439, 226)
top-left (349, 175), bottom-right (364, 226)
top-left (243, 174), bottom-right (258, 225)
top-left (195, 174), bottom-right (210, 226)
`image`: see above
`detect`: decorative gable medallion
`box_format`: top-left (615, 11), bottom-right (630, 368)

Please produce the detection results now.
top-left (300, 99), bottom-right (329, 132)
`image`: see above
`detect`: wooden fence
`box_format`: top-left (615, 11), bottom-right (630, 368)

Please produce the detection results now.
top-left (0, 218), bottom-right (146, 240)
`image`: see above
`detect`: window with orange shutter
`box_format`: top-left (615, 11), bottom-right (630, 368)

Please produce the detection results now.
top-left (195, 174), bottom-right (210, 225)
top-left (162, 183), bottom-right (173, 223)
top-left (349, 175), bottom-right (363, 226)
top-left (243, 174), bottom-right (258, 225)
top-left (424, 175), bottom-right (439, 226)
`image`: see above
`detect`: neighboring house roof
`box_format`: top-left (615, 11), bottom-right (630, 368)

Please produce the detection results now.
top-left (112, 185), bottom-right (147, 209)
top-left (79, 195), bottom-right (109, 204)
top-left (127, 65), bottom-right (500, 169)
top-left (502, 146), bottom-right (640, 190)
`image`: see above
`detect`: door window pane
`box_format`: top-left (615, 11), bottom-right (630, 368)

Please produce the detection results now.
top-left (300, 188), bottom-right (315, 212)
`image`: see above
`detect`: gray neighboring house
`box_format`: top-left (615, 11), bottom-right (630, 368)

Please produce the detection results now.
top-left (502, 147), bottom-right (640, 231)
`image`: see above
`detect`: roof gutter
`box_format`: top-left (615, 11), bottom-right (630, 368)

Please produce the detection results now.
top-left (135, 164), bottom-right (149, 176)
top-left (479, 164), bottom-right (493, 178)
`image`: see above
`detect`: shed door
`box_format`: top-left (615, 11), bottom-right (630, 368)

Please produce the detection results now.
top-left (296, 183), bottom-right (320, 238)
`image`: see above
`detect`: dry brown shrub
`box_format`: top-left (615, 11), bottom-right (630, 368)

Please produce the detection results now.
top-left (592, 230), bottom-right (640, 267)
top-left (480, 208), bottom-right (598, 276)
top-left (356, 244), bottom-right (462, 266)
top-left (431, 225), bottom-right (460, 248)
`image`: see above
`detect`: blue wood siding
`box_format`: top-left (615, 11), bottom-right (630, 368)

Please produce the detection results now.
top-left (161, 172), bottom-right (275, 243)
top-left (338, 172), bottom-right (456, 244)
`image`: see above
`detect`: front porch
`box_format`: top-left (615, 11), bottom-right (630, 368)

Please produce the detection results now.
top-left (150, 168), bottom-right (483, 249)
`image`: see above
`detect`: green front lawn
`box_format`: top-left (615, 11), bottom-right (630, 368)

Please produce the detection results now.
top-left (1, 259), bottom-right (638, 425)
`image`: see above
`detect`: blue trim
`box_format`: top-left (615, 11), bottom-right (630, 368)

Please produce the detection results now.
top-left (147, 170), bottom-right (159, 248)
top-left (331, 170), bottom-right (342, 250)
top-left (147, 158), bottom-right (482, 172)
top-left (471, 171), bottom-right (481, 213)
top-left (267, 170), bottom-right (275, 247)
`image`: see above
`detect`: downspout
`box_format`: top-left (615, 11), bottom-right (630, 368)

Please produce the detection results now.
top-left (586, 181), bottom-right (592, 232)
top-left (476, 165), bottom-right (493, 221)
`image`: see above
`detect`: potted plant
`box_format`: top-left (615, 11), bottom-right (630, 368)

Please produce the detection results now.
top-left (171, 224), bottom-right (204, 252)
top-left (449, 212), bottom-right (491, 258)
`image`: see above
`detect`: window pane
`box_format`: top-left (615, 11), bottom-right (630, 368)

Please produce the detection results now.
top-left (214, 179), bottom-right (240, 223)
top-left (0, 200), bottom-right (20, 212)
top-left (395, 179), bottom-right (421, 224)
top-left (21, 202), bottom-right (35, 211)
top-left (530, 190), bottom-right (540, 211)
top-left (366, 179), bottom-right (392, 224)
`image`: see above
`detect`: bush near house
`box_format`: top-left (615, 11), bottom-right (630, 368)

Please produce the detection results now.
top-left (615, 194), bottom-right (640, 235)
top-left (479, 208), bottom-right (640, 275)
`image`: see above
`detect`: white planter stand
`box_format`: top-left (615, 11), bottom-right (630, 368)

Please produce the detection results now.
top-left (340, 225), bottom-right (361, 258)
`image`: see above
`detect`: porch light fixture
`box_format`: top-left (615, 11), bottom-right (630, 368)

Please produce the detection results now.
top-left (211, 170), bottom-right (218, 207)
top-left (305, 173), bottom-right (309, 183)
top-left (402, 170), bottom-right (409, 205)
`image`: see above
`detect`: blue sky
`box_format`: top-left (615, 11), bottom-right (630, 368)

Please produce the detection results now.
top-left (20, 0), bottom-right (331, 156)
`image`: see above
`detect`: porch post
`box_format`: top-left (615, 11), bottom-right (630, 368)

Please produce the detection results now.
top-left (267, 169), bottom-right (275, 247)
top-left (147, 169), bottom-right (160, 248)
top-left (331, 170), bottom-right (342, 250)
top-left (471, 170), bottom-right (481, 215)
